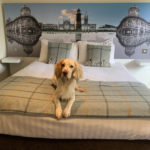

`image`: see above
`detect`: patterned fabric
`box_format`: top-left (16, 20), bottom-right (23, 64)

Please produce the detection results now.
top-left (86, 44), bottom-right (111, 67)
top-left (47, 42), bottom-right (72, 64)
top-left (0, 76), bottom-right (150, 118)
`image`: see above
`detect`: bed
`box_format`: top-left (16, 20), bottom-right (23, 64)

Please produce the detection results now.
top-left (0, 61), bottom-right (150, 140)
top-left (0, 41), bottom-right (150, 149)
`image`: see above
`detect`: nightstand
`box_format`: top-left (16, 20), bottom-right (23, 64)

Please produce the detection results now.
top-left (134, 59), bottom-right (150, 66)
top-left (1, 57), bottom-right (22, 75)
top-left (1, 57), bottom-right (38, 75)
top-left (1, 57), bottom-right (22, 64)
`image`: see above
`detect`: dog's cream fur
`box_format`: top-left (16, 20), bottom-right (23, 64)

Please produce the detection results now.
top-left (53, 58), bottom-right (83, 119)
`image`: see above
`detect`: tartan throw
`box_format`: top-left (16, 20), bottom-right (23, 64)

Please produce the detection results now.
top-left (0, 76), bottom-right (150, 118)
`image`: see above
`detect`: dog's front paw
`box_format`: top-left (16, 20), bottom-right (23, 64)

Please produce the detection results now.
top-left (56, 107), bottom-right (62, 119)
top-left (63, 109), bottom-right (71, 118)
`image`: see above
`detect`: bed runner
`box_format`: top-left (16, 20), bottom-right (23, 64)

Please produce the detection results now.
top-left (0, 76), bottom-right (150, 118)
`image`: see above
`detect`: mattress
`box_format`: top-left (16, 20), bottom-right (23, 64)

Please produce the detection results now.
top-left (1, 61), bottom-right (150, 140)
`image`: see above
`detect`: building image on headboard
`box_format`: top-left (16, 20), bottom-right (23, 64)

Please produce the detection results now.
top-left (115, 5), bottom-right (150, 59)
top-left (4, 3), bottom-right (150, 59)
top-left (5, 5), bottom-right (42, 57)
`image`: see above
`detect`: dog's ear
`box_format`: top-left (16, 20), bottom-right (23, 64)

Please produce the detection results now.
top-left (55, 58), bottom-right (65, 79)
top-left (73, 61), bottom-right (83, 81)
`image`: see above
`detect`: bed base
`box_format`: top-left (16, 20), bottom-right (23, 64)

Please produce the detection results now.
top-left (0, 134), bottom-right (150, 150)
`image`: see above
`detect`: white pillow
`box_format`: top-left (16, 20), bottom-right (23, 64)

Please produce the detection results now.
top-left (77, 41), bottom-right (87, 64)
top-left (78, 40), bottom-right (115, 65)
top-left (110, 42), bottom-right (115, 64)
top-left (38, 39), bottom-right (48, 63)
top-left (39, 40), bottom-right (78, 63)
top-left (69, 42), bottom-right (78, 61)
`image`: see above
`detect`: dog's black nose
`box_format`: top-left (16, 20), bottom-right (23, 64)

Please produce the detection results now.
top-left (63, 71), bottom-right (68, 76)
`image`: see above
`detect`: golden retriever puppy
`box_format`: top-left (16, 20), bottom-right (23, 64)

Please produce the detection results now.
top-left (52, 58), bottom-right (83, 119)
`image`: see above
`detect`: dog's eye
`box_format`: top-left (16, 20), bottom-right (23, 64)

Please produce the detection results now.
top-left (61, 64), bottom-right (65, 67)
top-left (70, 65), bottom-right (74, 68)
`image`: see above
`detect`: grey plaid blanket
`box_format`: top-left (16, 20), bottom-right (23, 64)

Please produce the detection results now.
top-left (0, 76), bottom-right (150, 118)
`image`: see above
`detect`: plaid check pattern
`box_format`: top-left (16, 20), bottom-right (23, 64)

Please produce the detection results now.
top-left (48, 42), bottom-right (72, 64)
top-left (86, 45), bottom-right (111, 67)
top-left (0, 76), bottom-right (150, 118)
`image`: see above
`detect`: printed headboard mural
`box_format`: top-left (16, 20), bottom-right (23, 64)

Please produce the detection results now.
top-left (4, 3), bottom-right (150, 59)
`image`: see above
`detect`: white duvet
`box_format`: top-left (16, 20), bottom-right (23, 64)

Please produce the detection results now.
top-left (1, 61), bottom-right (150, 140)
top-left (13, 61), bottom-right (137, 82)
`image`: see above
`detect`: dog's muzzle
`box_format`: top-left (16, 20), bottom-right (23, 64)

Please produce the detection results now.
top-left (63, 71), bottom-right (68, 76)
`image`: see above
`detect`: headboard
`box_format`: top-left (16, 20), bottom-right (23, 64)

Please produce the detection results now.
top-left (3, 3), bottom-right (150, 59)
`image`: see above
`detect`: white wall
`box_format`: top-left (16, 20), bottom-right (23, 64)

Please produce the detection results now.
top-left (0, 2), bottom-right (6, 57)
top-left (0, 1), bottom-right (9, 81)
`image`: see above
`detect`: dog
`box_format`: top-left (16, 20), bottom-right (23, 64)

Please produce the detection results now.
top-left (52, 58), bottom-right (84, 119)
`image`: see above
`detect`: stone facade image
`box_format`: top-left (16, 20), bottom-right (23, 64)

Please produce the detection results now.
top-left (6, 5), bottom-right (42, 55)
top-left (117, 6), bottom-right (150, 57)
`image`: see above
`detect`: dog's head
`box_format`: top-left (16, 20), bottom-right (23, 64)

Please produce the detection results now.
top-left (55, 58), bottom-right (82, 81)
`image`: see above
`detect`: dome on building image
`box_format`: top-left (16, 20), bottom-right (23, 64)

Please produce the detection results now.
top-left (128, 5), bottom-right (139, 17)
top-left (20, 5), bottom-right (31, 16)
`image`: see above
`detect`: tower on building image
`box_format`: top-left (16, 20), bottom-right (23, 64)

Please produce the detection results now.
top-left (84, 12), bottom-right (88, 25)
top-left (75, 8), bottom-right (81, 30)
top-left (84, 12), bottom-right (88, 31)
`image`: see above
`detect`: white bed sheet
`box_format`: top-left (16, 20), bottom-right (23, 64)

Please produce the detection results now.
top-left (1, 61), bottom-right (150, 140)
